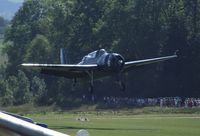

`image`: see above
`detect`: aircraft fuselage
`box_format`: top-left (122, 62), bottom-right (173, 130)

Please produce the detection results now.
top-left (78, 49), bottom-right (125, 72)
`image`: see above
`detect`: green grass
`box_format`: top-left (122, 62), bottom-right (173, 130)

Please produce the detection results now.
top-left (27, 112), bottom-right (200, 136)
top-left (2, 105), bottom-right (200, 136)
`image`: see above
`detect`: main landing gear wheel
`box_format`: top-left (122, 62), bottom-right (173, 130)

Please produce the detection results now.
top-left (87, 70), bottom-right (94, 95)
top-left (72, 78), bottom-right (77, 90)
top-left (119, 82), bottom-right (126, 92)
top-left (73, 78), bottom-right (77, 87)
top-left (116, 73), bottom-right (126, 92)
top-left (88, 84), bottom-right (95, 101)
top-left (89, 85), bottom-right (94, 94)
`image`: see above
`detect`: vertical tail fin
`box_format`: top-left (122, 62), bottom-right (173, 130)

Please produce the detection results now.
top-left (60, 48), bottom-right (69, 64)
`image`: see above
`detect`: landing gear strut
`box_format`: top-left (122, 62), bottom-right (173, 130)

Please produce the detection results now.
top-left (87, 71), bottom-right (94, 94)
top-left (119, 81), bottom-right (126, 92)
top-left (72, 78), bottom-right (77, 87)
top-left (89, 85), bottom-right (94, 94)
top-left (116, 73), bottom-right (126, 92)
top-left (71, 78), bottom-right (77, 90)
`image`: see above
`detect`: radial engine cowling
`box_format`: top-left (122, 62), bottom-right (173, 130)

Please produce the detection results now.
top-left (106, 53), bottom-right (125, 72)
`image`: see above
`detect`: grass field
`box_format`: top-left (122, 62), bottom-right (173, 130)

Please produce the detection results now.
top-left (2, 105), bottom-right (200, 136)
top-left (27, 112), bottom-right (200, 136)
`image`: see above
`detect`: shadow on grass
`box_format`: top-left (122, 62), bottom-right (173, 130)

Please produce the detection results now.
top-left (50, 126), bottom-right (157, 131)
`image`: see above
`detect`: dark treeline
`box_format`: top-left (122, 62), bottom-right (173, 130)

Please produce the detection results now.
top-left (0, 16), bottom-right (8, 38)
top-left (0, 0), bottom-right (200, 107)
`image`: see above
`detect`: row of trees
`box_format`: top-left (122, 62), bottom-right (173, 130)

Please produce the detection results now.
top-left (0, 70), bottom-right (46, 106)
top-left (0, 16), bottom-right (8, 38)
top-left (0, 0), bottom-right (200, 107)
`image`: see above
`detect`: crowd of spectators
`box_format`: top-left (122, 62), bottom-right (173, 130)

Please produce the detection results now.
top-left (184, 98), bottom-right (200, 107)
top-left (97, 96), bottom-right (200, 108)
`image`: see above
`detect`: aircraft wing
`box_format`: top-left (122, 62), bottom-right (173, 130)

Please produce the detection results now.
top-left (0, 111), bottom-right (70, 136)
top-left (124, 54), bottom-right (177, 72)
top-left (21, 63), bottom-right (98, 78)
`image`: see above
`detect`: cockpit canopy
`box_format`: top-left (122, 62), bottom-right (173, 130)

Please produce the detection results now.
top-left (87, 49), bottom-right (107, 58)
top-left (81, 49), bottom-right (107, 61)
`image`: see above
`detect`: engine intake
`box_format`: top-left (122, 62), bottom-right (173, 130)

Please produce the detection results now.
top-left (107, 53), bottom-right (125, 72)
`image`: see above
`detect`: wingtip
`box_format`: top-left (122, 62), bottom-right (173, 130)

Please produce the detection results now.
top-left (21, 63), bottom-right (34, 67)
top-left (21, 63), bottom-right (27, 66)
top-left (174, 50), bottom-right (179, 56)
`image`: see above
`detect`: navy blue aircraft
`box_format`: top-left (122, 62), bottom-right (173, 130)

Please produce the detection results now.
top-left (22, 49), bottom-right (177, 93)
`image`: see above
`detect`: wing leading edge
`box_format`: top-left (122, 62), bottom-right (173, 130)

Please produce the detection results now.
top-left (124, 54), bottom-right (177, 72)
top-left (21, 63), bottom-right (98, 78)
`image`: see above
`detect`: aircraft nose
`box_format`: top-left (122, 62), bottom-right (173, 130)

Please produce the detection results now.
top-left (118, 60), bottom-right (123, 65)
top-left (108, 54), bottom-right (125, 72)
top-left (117, 56), bottom-right (125, 69)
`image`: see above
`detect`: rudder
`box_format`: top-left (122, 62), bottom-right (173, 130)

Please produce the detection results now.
top-left (60, 48), bottom-right (69, 64)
